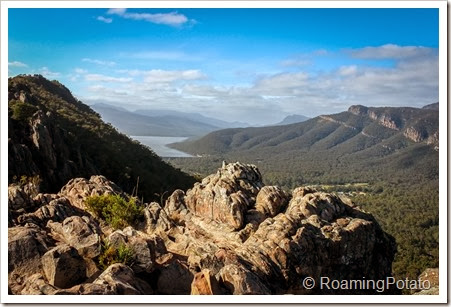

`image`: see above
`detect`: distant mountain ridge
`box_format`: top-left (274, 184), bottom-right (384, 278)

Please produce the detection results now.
top-left (173, 103), bottom-right (439, 155)
top-left (422, 102), bottom-right (439, 110)
top-left (275, 114), bottom-right (310, 125)
top-left (133, 109), bottom-right (249, 129)
top-left (91, 104), bottom-right (249, 137)
top-left (170, 103), bottom-right (438, 187)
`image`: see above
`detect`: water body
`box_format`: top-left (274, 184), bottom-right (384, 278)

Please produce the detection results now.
top-left (130, 136), bottom-right (193, 158)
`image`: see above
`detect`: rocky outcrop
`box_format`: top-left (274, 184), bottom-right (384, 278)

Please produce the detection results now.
top-left (156, 259), bottom-right (194, 294)
top-left (11, 273), bottom-right (58, 295)
top-left (369, 112), bottom-right (399, 130)
top-left (255, 186), bottom-right (289, 217)
top-left (349, 105), bottom-right (401, 131)
top-left (92, 263), bottom-right (153, 295)
top-left (348, 105), bottom-right (439, 148)
top-left (8, 109), bottom-right (98, 193)
top-left (8, 183), bottom-right (39, 212)
top-left (191, 269), bottom-right (222, 295)
top-left (8, 225), bottom-right (52, 277)
top-left (31, 111), bottom-right (58, 170)
top-left (8, 162), bottom-right (397, 295)
top-left (348, 105), bottom-right (369, 116)
top-left (16, 197), bottom-right (83, 227)
top-left (156, 163), bottom-right (396, 294)
top-left (8, 140), bottom-right (40, 186)
top-left (426, 130), bottom-right (439, 151)
top-left (59, 175), bottom-right (124, 210)
top-left (185, 162), bottom-right (263, 230)
top-left (107, 227), bottom-right (169, 275)
top-left (47, 216), bottom-right (101, 258)
top-left (403, 127), bottom-right (426, 143)
top-left (41, 245), bottom-right (87, 289)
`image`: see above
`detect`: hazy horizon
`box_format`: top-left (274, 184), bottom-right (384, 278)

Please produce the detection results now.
top-left (8, 8), bottom-right (438, 125)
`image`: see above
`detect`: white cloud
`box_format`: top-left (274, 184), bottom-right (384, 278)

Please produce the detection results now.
top-left (338, 65), bottom-right (357, 76)
top-left (280, 49), bottom-right (329, 68)
top-left (107, 8), bottom-right (126, 15)
top-left (107, 8), bottom-right (192, 27)
top-left (77, 45), bottom-right (438, 125)
top-left (124, 12), bottom-right (188, 26)
top-left (280, 59), bottom-right (310, 67)
top-left (39, 67), bottom-right (60, 78)
top-left (74, 68), bottom-right (88, 74)
top-left (182, 84), bottom-right (229, 97)
top-left (82, 58), bottom-right (116, 66)
top-left (97, 16), bottom-right (113, 23)
top-left (85, 74), bottom-right (132, 83)
top-left (349, 44), bottom-right (435, 59)
top-left (8, 61), bottom-right (28, 67)
top-left (120, 69), bottom-right (206, 83)
top-left (87, 85), bottom-right (129, 96)
top-left (253, 72), bottom-right (309, 95)
top-left (144, 69), bottom-right (206, 83)
top-left (68, 68), bottom-right (88, 81)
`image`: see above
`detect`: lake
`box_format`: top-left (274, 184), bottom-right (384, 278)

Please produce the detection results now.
top-left (130, 136), bottom-right (193, 158)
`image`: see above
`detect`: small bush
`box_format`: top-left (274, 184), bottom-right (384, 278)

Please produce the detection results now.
top-left (10, 101), bottom-right (38, 122)
top-left (98, 239), bottom-right (134, 270)
top-left (85, 194), bottom-right (143, 229)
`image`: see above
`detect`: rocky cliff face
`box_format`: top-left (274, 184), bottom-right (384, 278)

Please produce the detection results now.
top-left (9, 109), bottom-right (98, 192)
top-left (348, 105), bottom-right (401, 130)
top-left (8, 162), bottom-right (397, 295)
top-left (348, 104), bottom-right (439, 147)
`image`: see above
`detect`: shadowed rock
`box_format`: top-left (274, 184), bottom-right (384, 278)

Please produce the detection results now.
top-left (41, 245), bottom-right (87, 289)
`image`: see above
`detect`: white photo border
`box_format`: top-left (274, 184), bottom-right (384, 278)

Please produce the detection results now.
top-left (1, 0), bottom-right (447, 304)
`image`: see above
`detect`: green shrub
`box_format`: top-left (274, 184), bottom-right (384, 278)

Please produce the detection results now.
top-left (10, 101), bottom-right (38, 122)
top-left (98, 239), bottom-right (134, 270)
top-left (85, 194), bottom-right (143, 229)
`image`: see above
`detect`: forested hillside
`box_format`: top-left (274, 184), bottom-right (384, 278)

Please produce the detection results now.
top-left (8, 75), bottom-right (195, 201)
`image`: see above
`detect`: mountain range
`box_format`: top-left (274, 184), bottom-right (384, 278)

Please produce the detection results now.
top-left (172, 103), bottom-right (438, 154)
top-left (90, 103), bottom-right (249, 137)
top-left (274, 114), bottom-right (310, 125)
top-left (170, 103), bottom-right (439, 186)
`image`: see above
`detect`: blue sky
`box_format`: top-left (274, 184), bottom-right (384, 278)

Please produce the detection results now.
top-left (8, 8), bottom-right (439, 125)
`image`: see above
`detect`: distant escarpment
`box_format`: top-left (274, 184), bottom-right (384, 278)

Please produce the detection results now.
top-left (170, 103), bottom-right (439, 186)
top-left (347, 104), bottom-right (439, 146)
top-left (8, 75), bottom-right (195, 201)
top-left (9, 162), bottom-right (398, 295)
top-left (173, 103), bottom-right (439, 158)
